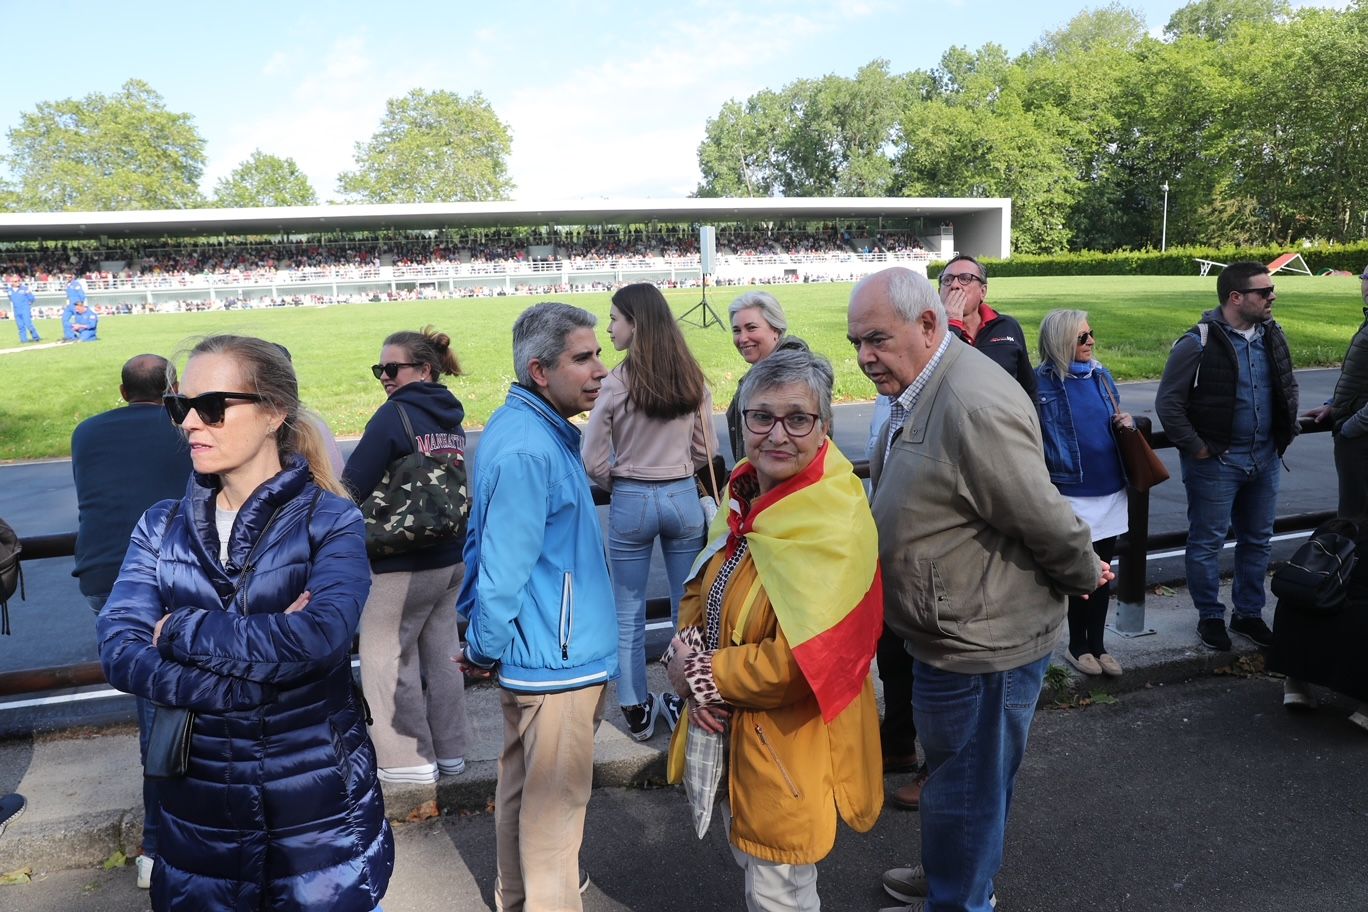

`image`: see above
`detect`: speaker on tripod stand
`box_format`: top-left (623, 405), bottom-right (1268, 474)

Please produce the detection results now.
top-left (679, 225), bottom-right (724, 329)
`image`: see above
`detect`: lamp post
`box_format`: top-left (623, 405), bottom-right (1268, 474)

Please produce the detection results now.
top-left (1161, 181), bottom-right (1170, 252)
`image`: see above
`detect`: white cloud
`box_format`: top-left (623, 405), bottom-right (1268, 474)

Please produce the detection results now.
top-left (501, 4), bottom-right (875, 199)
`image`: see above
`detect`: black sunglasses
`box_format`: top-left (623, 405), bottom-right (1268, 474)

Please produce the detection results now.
top-left (164, 391), bottom-right (265, 427)
top-left (371, 361), bottom-right (421, 380)
top-left (1077, 330), bottom-right (1095, 345)
top-left (1237, 285), bottom-right (1275, 298)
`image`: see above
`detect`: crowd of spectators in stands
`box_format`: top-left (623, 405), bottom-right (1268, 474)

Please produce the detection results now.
top-left (0, 226), bottom-right (933, 320)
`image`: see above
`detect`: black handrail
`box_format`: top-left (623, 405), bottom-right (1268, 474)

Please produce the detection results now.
top-left (1, 419), bottom-right (1335, 697)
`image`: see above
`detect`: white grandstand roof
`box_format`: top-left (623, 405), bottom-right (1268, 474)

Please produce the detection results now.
top-left (0, 197), bottom-right (1010, 241)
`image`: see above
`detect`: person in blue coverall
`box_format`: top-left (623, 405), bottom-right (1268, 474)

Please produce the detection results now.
top-left (7, 279), bottom-right (39, 343)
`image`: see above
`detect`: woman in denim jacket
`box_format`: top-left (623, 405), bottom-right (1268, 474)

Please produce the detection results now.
top-left (1035, 310), bottom-right (1134, 677)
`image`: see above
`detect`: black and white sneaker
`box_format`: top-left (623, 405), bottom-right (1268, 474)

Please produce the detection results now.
top-left (1229, 615), bottom-right (1274, 648)
top-left (0, 793), bottom-right (25, 839)
top-left (658, 692), bottom-right (685, 733)
top-left (1197, 618), bottom-right (1232, 652)
top-left (622, 694), bottom-right (658, 741)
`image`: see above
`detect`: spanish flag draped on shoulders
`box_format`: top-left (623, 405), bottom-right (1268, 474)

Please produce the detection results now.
top-left (706, 438), bottom-right (884, 722)
top-left (669, 438), bottom-right (884, 863)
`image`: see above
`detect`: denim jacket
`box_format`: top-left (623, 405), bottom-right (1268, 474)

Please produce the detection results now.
top-left (1035, 362), bottom-right (1121, 486)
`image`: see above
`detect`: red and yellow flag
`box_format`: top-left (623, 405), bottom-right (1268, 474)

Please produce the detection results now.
top-left (705, 440), bottom-right (883, 723)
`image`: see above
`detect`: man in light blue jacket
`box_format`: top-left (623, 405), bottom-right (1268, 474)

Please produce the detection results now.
top-left (458, 301), bottom-right (617, 912)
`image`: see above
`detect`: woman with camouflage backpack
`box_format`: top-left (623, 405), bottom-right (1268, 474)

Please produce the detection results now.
top-left (343, 326), bottom-right (473, 784)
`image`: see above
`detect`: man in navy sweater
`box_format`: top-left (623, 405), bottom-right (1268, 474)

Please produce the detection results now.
top-left (71, 353), bottom-right (192, 889)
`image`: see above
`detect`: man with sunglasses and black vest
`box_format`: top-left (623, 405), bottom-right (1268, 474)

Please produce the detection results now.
top-left (1157, 261), bottom-right (1299, 653)
top-left (70, 353), bottom-right (192, 889)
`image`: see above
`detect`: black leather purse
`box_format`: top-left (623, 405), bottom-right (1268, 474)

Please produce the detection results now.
top-left (143, 703), bottom-right (193, 779)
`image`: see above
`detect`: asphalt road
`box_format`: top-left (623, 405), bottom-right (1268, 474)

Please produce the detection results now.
top-left (7, 673), bottom-right (1367, 912)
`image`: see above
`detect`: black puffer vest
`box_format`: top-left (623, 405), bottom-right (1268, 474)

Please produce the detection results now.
top-left (1331, 308), bottom-right (1368, 434)
top-left (1186, 314), bottom-right (1298, 456)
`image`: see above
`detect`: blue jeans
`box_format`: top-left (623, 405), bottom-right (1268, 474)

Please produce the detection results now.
top-left (1179, 452), bottom-right (1280, 621)
top-left (913, 654), bottom-right (1048, 912)
top-left (607, 477), bottom-right (706, 706)
top-left (89, 593), bottom-right (159, 856)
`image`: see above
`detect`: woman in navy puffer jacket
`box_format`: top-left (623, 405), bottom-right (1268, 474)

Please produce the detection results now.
top-left (99, 335), bottom-right (393, 912)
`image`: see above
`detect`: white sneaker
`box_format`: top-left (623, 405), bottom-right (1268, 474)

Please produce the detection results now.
top-left (1349, 704), bottom-right (1368, 733)
top-left (1283, 678), bottom-right (1317, 711)
top-left (135, 854), bottom-right (154, 889)
top-left (377, 762), bottom-right (438, 784)
top-left (438, 757), bottom-right (466, 776)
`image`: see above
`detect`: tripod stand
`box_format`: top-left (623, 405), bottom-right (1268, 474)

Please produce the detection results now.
top-left (678, 273), bottom-right (725, 329)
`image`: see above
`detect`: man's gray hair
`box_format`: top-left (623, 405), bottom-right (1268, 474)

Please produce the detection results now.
top-left (854, 267), bottom-right (947, 331)
top-left (739, 348), bottom-right (835, 427)
top-left (728, 290), bottom-right (788, 334)
top-left (512, 302), bottom-right (598, 386)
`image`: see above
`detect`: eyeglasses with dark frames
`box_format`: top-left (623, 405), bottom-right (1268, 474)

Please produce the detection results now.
top-left (1077, 330), bottom-right (1095, 345)
top-left (1237, 285), bottom-right (1275, 299)
top-left (938, 272), bottom-right (986, 287)
top-left (163, 392), bottom-right (266, 427)
top-left (742, 409), bottom-right (823, 438)
top-left (371, 362), bottom-right (421, 380)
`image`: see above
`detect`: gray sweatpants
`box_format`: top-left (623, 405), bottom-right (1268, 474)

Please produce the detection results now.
top-left (359, 563), bottom-right (471, 769)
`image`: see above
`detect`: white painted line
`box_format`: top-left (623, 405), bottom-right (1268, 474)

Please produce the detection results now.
top-left (1144, 529), bottom-right (1310, 562)
top-left (0, 657), bottom-right (365, 713)
top-left (0, 688), bottom-right (124, 711)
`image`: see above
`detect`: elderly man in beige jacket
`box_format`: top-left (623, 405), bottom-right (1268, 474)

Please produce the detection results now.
top-left (850, 267), bottom-right (1108, 912)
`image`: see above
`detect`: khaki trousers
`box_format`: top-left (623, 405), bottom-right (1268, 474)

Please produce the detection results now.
top-left (494, 684), bottom-right (606, 912)
top-left (359, 563), bottom-right (471, 768)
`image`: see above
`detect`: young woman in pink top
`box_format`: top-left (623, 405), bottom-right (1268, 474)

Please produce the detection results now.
top-left (583, 283), bottom-right (719, 740)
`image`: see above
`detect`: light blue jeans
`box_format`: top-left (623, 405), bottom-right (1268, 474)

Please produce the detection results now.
top-left (607, 477), bottom-right (707, 707)
top-left (914, 654), bottom-right (1048, 912)
top-left (1179, 452), bottom-right (1281, 621)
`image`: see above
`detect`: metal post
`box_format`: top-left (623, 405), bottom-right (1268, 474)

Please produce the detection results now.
top-left (1161, 182), bottom-right (1170, 252)
top-left (1110, 415), bottom-right (1157, 637)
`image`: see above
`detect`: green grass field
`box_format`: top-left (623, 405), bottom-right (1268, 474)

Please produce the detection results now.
top-left (1, 274), bottom-right (1362, 461)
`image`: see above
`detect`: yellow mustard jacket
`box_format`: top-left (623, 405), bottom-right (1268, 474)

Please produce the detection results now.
top-left (669, 546), bottom-right (883, 865)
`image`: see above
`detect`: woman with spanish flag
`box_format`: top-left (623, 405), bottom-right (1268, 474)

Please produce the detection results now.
top-left (665, 348), bottom-right (883, 911)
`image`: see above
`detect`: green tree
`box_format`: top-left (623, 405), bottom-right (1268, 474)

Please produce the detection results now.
top-left (212, 150), bottom-right (319, 208)
top-left (1031, 3), bottom-right (1148, 56)
top-left (695, 61), bottom-right (910, 197)
top-left (337, 89), bottom-right (513, 203)
top-left (1164, 0), bottom-right (1289, 41)
top-left (3, 79), bottom-right (205, 211)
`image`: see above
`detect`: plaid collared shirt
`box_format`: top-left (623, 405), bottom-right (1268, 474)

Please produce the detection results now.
top-left (884, 331), bottom-right (954, 465)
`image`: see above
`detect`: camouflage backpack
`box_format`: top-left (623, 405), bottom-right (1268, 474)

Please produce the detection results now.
top-left (0, 518), bottom-right (24, 635)
top-left (358, 403), bottom-right (469, 559)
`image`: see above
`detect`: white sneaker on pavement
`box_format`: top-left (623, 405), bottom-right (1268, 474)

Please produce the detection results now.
top-left (136, 854), bottom-right (155, 889)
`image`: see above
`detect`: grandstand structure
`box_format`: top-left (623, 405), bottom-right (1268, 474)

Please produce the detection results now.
top-left (0, 197), bottom-right (1010, 315)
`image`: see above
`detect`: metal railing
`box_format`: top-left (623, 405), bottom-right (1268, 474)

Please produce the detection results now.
top-left (0, 418), bottom-right (1334, 698)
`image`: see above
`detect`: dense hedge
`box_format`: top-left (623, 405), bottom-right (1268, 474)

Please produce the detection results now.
top-left (930, 243), bottom-right (1368, 278)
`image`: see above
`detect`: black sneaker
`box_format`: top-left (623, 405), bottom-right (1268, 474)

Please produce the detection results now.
top-left (1197, 618), bottom-right (1231, 652)
top-left (622, 694), bottom-right (657, 741)
top-left (1230, 615), bottom-right (1274, 648)
top-left (658, 692), bottom-right (685, 733)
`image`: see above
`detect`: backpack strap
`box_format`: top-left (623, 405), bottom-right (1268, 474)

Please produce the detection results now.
top-left (391, 402), bottom-right (419, 455)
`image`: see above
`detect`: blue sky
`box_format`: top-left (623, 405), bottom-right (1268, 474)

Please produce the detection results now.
top-left (0, 0), bottom-right (1343, 203)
